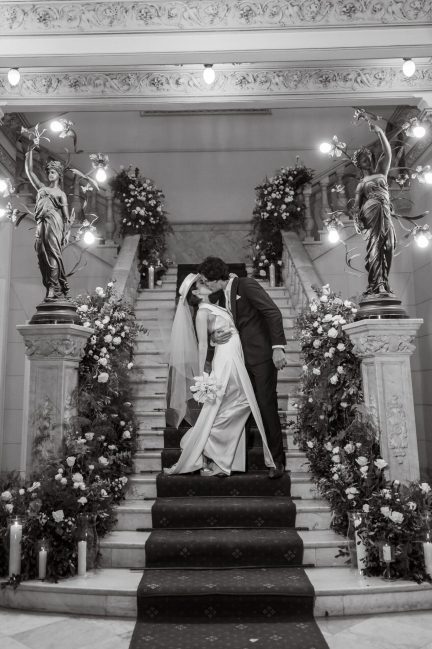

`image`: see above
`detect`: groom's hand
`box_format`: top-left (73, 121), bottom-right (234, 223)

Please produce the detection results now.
top-left (211, 328), bottom-right (233, 345)
top-left (273, 348), bottom-right (287, 370)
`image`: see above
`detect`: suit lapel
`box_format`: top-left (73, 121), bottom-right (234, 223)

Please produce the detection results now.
top-left (230, 276), bottom-right (239, 325)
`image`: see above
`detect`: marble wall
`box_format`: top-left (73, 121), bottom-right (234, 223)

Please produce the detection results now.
top-left (166, 222), bottom-right (251, 264)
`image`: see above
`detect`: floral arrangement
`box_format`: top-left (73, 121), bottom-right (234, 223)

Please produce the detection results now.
top-left (190, 372), bottom-right (222, 404)
top-left (250, 162), bottom-right (313, 283)
top-left (294, 285), bottom-right (432, 581)
top-left (110, 166), bottom-right (172, 275)
top-left (0, 282), bottom-right (144, 583)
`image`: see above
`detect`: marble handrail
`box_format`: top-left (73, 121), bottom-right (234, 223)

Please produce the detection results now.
top-left (111, 234), bottom-right (140, 304)
top-left (282, 231), bottom-right (322, 309)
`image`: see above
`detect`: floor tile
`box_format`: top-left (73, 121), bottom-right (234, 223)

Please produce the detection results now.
top-left (14, 618), bottom-right (112, 649)
top-left (348, 616), bottom-right (432, 647)
top-left (0, 610), bottom-right (68, 636)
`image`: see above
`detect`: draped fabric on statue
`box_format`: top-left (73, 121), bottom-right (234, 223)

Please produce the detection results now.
top-left (360, 175), bottom-right (396, 294)
top-left (34, 187), bottom-right (69, 295)
top-left (165, 303), bottom-right (275, 475)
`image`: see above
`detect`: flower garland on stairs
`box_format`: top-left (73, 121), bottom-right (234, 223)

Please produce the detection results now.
top-left (110, 166), bottom-right (172, 286)
top-left (0, 282), bottom-right (143, 583)
top-left (250, 162), bottom-right (313, 282)
top-left (295, 285), bottom-right (432, 582)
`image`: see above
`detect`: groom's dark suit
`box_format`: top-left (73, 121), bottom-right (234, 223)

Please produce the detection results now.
top-left (228, 276), bottom-right (287, 466)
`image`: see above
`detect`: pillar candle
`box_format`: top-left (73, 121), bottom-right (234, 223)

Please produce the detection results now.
top-left (38, 548), bottom-right (47, 580)
top-left (382, 543), bottom-right (392, 563)
top-left (355, 531), bottom-right (367, 573)
top-left (78, 540), bottom-right (87, 576)
top-left (148, 266), bottom-right (155, 290)
top-left (8, 520), bottom-right (22, 576)
top-left (269, 263), bottom-right (276, 287)
top-left (423, 541), bottom-right (432, 577)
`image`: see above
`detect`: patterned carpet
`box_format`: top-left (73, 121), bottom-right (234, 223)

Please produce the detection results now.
top-left (129, 427), bottom-right (329, 649)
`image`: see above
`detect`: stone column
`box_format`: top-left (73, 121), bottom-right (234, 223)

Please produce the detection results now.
top-left (343, 319), bottom-right (423, 482)
top-left (16, 323), bottom-right (92, 476)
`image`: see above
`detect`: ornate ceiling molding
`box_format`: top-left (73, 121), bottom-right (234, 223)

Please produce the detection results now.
top-left (0, 64), bottom-right (431, 104)
top-left (0, 0), bottom-right (431, 35)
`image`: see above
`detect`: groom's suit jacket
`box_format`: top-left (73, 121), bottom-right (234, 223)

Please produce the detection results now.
top-left (229, 276), bottom-right (286, 367)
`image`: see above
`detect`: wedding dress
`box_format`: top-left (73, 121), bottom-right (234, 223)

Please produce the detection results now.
top-left (165, 302), bottom-right (275, 475)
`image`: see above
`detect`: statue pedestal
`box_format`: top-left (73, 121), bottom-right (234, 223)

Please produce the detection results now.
top-left (343, 319), bottom-right (423, 482)
top-left (17, 323), bottom-right (93, 476)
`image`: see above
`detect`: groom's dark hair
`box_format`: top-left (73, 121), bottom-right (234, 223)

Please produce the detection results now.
top-left (198, 257), bottom-right (230, 281)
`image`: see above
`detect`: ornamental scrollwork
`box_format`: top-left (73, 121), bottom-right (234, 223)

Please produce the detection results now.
top-left (0, 1), bottom-right (431, 35)
top-left (386, 394), bottom-right (409, 463)
top-left (352, 333), bottom-right (416, 357)
top-left (22, 335), bottom-right (88, 360)
top-left (1, 65), bottom-right (432, 101)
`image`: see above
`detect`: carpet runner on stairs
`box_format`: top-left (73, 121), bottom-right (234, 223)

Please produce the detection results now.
top-left (130, 426), bottom-right (329, 649)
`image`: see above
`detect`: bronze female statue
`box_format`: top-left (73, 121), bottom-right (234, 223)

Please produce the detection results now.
top-left (25, 151), bottom-right (71, 301)
top-left (353, 124), bottom-right (395, 296)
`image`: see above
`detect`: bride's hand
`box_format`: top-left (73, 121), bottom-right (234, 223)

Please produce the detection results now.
top-left (211, 328), bottom-right (233, 345)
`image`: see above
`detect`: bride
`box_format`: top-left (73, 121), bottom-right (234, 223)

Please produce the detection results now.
top-left (165, 273), bottom-right (275, 476)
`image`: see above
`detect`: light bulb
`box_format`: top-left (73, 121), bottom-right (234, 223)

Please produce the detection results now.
top-left (0, 179), bottom-right (8, 194)
top-left (319, 142), bottom-right (332, 154)
top-left (0, 207), bottom-right (6, 219)
top-left (95, 167), bottom-right (107, 183)
top-left (328, 227), bottom-right (340, 243)
top-left (83, 230), bottom-right (96, 245)
top-left (402, 59), bottom-right (416, 77)
top-left (424, 171), bottom-right (432, 184)
top-left (415, 232), bottom-right (429, 248)
top-left (50, 119), bottom-right (64, 133)
top-left (412, 124), bottom-right (426, 138)
top-left (203, 65), bottom-right (215, 85)
top-left (7, 68), bottom-right (20, 87)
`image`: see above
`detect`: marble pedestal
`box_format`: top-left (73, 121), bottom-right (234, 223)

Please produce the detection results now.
top-left (17, 323), bottom-right (93, 476)
top-left (343, 319), bottom-right (423, 483)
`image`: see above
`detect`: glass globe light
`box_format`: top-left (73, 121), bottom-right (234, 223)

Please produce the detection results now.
top-left (203, 65), bottom-right (215, 85)
top-left (95, 167), bottom-right (107, 183)
top-left (83, 230), bottom-right (96, 245)
top-left (7, 68), bottom-right (20, 87)
top-left (0, 179), bottom-right (8, 194)
top-left (50, 119), bottom-right (64, 133)
top-left (319, 142), bottom-right (332, 154)
top-left (402, 59), bottom-right (416, 77)
top-left (328, 227), bottom-right (340, 243)
top-left (0, 207), bottom-right (6, 219)
top-left (415, 232), bottom-right (429, 248)
top-left (424, 171), bottom-right (432, 185)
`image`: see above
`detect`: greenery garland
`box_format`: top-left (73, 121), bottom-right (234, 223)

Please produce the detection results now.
top-left (0, 282), bottom-right (143, 583)
top-left (110, 166), bottom-right (172, 284)
top-left (294, 285), bottom-right (432, 582)
top-left (250, 163), bottom-right (313, 282)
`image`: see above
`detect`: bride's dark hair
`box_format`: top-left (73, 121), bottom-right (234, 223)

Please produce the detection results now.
top-left (186, 282), bottom-right (201, 308)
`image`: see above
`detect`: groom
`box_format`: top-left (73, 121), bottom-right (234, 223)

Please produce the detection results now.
top-left (198, 256), bottom-right (287, 479)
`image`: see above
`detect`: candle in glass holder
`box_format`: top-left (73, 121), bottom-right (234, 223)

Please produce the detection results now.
top-left (423, 542), bottom-right (432, 577)
top-left (9, 519), bottom-right (23, 576)
top-left (355, 531), bottom-right (367, 573)
top-left (78, 540), bottom-right (87, 576)
top-left (148, 265), bottom-right (155, 290)
top-left (382, 542), bottom-right (393, 563)
top-left (269, 263), bottom-right (276, 287)
top-left (38, 546), bottom-right (48, 580)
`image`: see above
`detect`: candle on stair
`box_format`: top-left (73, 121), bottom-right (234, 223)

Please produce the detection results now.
top-left (269, 263), bottom-right (276, 287)
top-left (148, 265), bottom-right (155, 290)
top-left (38, 547), bottom-right (48, 580)
top-left (78, 540), bottom-right (87, 576)
top-left (9, 518), bottom-right (23, 576)
top-left (423, 542), bottom-right (432, 576)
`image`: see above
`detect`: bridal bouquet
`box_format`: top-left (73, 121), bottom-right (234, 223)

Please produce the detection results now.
top-left (190, 372), bottom-right (222, 404)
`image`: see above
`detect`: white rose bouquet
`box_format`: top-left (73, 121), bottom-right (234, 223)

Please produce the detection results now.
top-left (190, 372), bottom-right (222, 404)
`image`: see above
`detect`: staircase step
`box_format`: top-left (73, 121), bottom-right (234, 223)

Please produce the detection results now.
top-left (136, 411), bottom-right (166, 429)
top-left (162, 426), bottom-right (298, 451)
top-left (99, 529), bottom-right (343, 569)
top-left (134, 395), bottom-right (167, 410)
top-left (151, 496), bottom-right (296, 529)
top-left (145, 528), bottom-right (303, 568)
top-left (156, 471), bottom-right (292, 498)
top-left (130, 379), bottom-right (168, 396)
top-left (131, 366), bottom-right (168, 381)
top-left (136, 300), bottom-right (176, 310)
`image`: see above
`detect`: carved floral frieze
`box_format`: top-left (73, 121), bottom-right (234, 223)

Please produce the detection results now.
top-left (22, 334), bottom-right (89, 360)
top-left (1, 64), bottom-right (432, 101)
top-left (386, 394), bottom-right (409, 463)
top-left (0, 1), bottom-right (431, 35)
top-left (351, 333), bottom-right (417, 356)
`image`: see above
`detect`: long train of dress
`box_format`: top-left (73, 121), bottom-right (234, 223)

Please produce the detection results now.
top-left (165, 303), bottom-right (275, 475)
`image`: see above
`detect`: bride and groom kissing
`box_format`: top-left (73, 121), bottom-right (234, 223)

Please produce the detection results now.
top-left (165, 256), bottom-right (288, 479)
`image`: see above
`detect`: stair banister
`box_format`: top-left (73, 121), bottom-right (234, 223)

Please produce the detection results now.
top-left (282, 231), bottom-right (322, 309)
top-left (111, 234), bottom-right (141, 303)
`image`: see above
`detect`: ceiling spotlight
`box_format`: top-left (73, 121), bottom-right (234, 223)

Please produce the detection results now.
top-left (319, 142), bottom-right (332, 154)
top-left (95, 167), bottom-right (107, 183)
top-left (412, 124), bottom-right (426, 138)
top-left (203, 65), bottom-right (216, 85)
top-left (402, 58), bottom-right (416, 77)
top-left (83, 230), bottom-right (96, 245)
top-left (7, 68), bottom-right (21, 87)
top-left (327, 227), bottom-right (340, 244)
